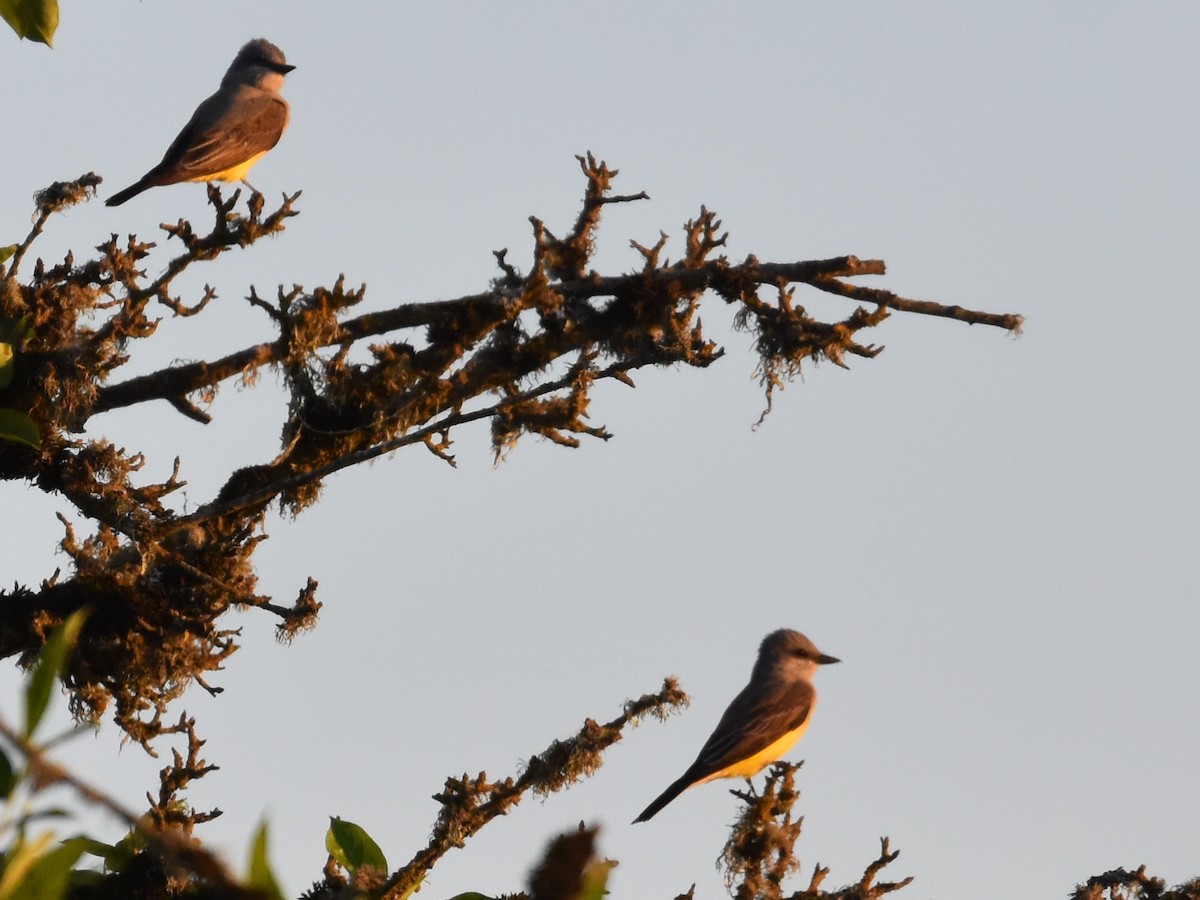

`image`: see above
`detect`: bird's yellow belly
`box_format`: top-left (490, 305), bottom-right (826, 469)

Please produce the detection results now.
top-left (187, 151), bottom-right (268, 183)
top-left (699, 720), bottom-right (812, 784)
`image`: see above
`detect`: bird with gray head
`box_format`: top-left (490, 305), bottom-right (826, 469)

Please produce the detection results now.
top-left (633, 628), bottom-right (839, 823)
top-left (106, 38), bottom-right (295, 206)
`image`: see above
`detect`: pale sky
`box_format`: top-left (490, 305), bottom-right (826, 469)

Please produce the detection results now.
top-left (3, 3), bottom-right (1198, 899)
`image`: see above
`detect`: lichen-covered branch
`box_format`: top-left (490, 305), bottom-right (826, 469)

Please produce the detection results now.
top-left (1071, 866), bottom-right (1200, 900)
top-left (375, 677), bottom-right (689, 900)
top-left (717, 762), bottom-right (913, 900)
top-left (0, 156), bottom-right (1020, 783)
top-left (0, 712), bottom-right (243, 895)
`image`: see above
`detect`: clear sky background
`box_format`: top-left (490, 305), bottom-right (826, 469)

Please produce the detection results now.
top-left (4, 3), bottom-right (1198, 898)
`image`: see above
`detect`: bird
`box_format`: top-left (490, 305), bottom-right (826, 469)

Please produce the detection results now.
top-left (633, 628), bottom-right (839, 823)
top-left (106, 38), bottom-right (295, 207)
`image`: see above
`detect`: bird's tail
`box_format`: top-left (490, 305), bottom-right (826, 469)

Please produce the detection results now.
top-left (632, 774), bottom-right (693, 824)
top-left (106, 179), bottom-right (152, 207)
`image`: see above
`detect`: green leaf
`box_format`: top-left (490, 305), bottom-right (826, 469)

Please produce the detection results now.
top-left (0, 245), bottom-right (18, 264)
top-left (0, 0), bottom-right (58, 46)
top-left (0, 318), bottom-right (32, 391)
top-left (0, 315), bottom-right (33, 344)
top-left (66, 870), bottom-right (105, 890)
top-left (0, 747), bottom-right (15, 800)
top-left (245, 821), bottom-right (284, 900)
top-left (24, 609), bottom-right (87, 739)
top-left (0, 409), bottom-right (39, 448)
top-left (0, 343), bottom-right (12, 390)
top-left (2, 837), bottom-right (90, 900)
top-left (0, 832), bottom-right (54, 899)
top-left (326, 817), bottom-right (388, 877)
top-left (88, 830), bottom-right (144, 872)
top-left (0, 316), bottom-right (29, 345)
top-left (393, 875), bottom-right (425, 900)
top-left (578, 862), bottom-right (611, 900)
top-left (78, 838), bottom-right (118, 863)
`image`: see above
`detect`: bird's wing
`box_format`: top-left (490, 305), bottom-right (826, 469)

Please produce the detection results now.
top-left (689, 677), bottom-right (815, 778)
top-left (152, 89), bottom-right (289, 183)
top-left (632, 678), bottom-right (816, 823)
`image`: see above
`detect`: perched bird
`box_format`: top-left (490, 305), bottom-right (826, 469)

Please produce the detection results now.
top-left (107, 38), bottom-right (295, 206)
top-left (633, 629), bottom-right (839, 823)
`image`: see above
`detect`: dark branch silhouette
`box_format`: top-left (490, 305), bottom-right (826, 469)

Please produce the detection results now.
top-left (0, 155), bottom-right (1037, 899)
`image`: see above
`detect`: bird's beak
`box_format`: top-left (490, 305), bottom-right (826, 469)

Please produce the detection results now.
top-left (818, 653), bottom-right (840, 665)
top-left (272, 62), bottom-right (297, 75)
